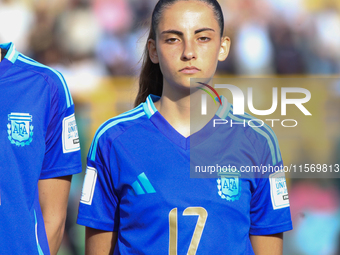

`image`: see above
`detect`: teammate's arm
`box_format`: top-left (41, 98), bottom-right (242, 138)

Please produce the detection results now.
top-left (250, 233), bottom-right (283, 255)
top-left (85, 227), bottom-right (118, 255)
top-left (38, 175), bottom-right (72, 255)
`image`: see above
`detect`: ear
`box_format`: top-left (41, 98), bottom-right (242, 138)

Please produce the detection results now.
top-left (148, 39), bottom-right (159, 64)
top-left (218, 36), bottom-right (231, 61)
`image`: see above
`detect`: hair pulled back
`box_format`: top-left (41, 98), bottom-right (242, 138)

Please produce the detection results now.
top-left (135, 0), bottom-right (224, 106)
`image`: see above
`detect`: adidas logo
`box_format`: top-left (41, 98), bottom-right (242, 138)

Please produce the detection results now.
top-left (130, 172), bottom-right (156, 195)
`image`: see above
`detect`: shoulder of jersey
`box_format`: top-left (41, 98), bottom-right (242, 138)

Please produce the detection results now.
top-left (224, 103), bottom-right (282, 165)
top-left (88, 104), bottom-right (147, 161)
top-left (12, 50), bottom-right (73, 108)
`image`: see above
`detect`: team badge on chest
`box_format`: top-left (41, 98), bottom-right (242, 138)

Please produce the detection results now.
top-left (7, 113), bottom-right (34, 146)
top-left (217, 170), bottom-right (241, 202)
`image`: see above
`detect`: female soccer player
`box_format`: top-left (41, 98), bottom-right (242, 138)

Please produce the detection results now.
top-left (77, 0), bottom-right (292, 254)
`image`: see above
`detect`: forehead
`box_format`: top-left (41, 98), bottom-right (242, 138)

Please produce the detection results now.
top-left (157, 1), bottom-right (219, 33)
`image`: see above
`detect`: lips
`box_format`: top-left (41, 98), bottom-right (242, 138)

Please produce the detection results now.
top-left (179, 66), bottom-right (200, 74)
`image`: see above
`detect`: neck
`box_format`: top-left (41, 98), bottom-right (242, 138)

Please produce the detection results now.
top-left (154, 87), bottom-right (191, 137)
top-left (154, 83), bottom-right (219, 137)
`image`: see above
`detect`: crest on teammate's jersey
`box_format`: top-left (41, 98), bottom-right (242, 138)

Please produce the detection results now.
top-left (217, 170), bottom-right (241, 202)
top-left (7, 113), bottom-right (34, 146)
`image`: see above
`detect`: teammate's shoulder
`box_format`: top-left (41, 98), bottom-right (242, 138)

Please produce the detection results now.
top-left (15, 53), bottom-right (62, 82)
top-left (14, 53), bottom-right (73, 108)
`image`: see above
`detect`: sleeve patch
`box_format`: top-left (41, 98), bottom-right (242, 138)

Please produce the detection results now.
top-left (80, 166), bottom-right (97, 205)
top-left (269, 171), bottom-right (290, 210)
top-left (62, 114), bottom-right (80, 153)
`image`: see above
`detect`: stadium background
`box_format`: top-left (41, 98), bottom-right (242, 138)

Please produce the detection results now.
top-left (1, 0), bottom-right (340, 254)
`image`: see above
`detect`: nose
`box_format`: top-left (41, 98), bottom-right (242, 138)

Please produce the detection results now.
top-left (181, 40), bottom-right (196, 61)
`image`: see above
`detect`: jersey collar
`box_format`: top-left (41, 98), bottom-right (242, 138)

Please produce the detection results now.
top-left (0, 42), bottom-right (19, 79)
top-left (142, 94), bottom-right (231, 150)
top-left (143, 94), bottom-right (231, 120)
top-left (216, 96), bottom-right (232, 119)
top-left (0, 42), bottom-right (19, 64)
top-left (143, 94), bottom-right (159, 118)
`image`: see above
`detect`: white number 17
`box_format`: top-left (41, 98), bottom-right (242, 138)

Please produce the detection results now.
top-left (169, 207), bottom-right (208, 255)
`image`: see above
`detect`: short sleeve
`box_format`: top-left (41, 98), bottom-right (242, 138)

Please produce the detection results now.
top-left (40, 73), bottom-right (82, 179)
top-left (249, 134), bottom-right (293, 235)
top-left (77, 139), bottom-right (119, 232)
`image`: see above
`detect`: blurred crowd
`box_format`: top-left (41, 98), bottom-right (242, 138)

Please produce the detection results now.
top-left (1, 0), bottom-right (340, 81)
top-left (1, 0), bottom-right (340, 255)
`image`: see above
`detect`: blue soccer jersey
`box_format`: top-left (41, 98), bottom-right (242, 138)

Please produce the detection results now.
top-left (0, 43), bottom-right (82, 254)
top-left (77, 94), bottom-right (292, 254)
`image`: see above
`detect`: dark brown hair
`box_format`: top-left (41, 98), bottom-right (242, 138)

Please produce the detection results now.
top-left (135, 0), bottom-right (224, 106)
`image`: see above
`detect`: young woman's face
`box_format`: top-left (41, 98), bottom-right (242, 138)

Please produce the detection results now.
top-left (148, 0), bottom-right (230, 92)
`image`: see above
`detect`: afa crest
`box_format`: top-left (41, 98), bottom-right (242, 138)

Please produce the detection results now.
top-left (217, 170), bottom-right (241, 202)
top-left (7, 113), bottom-right (34, 146)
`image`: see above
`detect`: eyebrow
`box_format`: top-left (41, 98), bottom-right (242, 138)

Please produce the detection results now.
top-left (161, 27), bottom-right (215, 36)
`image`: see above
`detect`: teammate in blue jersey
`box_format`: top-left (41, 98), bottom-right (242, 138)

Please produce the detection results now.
top-left (77, 0), bottom-right (293, 254)
top-left (0, 42), bottom-right (82, 255)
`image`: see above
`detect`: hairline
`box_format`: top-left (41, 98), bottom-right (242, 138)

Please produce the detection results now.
top-left (152, 0), bottom-right (224, 40)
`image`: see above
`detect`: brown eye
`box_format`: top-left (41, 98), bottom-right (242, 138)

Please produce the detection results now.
top-left (166, 38), bottom-right (179, 43)
top-left (198, 37), bottom-right (210, 42)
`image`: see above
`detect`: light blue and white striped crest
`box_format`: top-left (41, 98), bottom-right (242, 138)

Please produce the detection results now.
top-left (217, 171), bottom-right (242, 202)
top-left (7, 113), bottom-right (34, 146)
